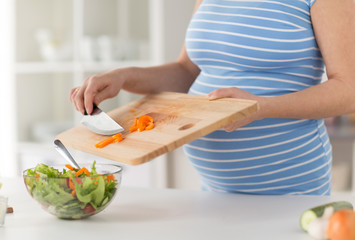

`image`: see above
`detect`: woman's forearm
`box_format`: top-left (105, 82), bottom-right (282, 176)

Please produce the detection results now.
top-left (259, 77), bottom-right (355, 120)
top-left (121, 61), bottom-right (199, 95)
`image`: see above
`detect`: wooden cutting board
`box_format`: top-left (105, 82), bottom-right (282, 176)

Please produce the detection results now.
top-left (56, 92), bottom-right (258, 165)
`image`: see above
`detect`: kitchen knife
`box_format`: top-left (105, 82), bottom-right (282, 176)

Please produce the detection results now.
top-left (80, 104), bottom-right (124, 135)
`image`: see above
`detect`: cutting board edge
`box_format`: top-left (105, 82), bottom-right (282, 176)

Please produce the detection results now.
top-left (55, 130), bottom-right (169, 166)
top-left (107, 93), bottom-right (259, 117)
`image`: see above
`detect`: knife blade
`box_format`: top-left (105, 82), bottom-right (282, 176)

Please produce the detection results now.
top-left (80, 104), bottom-right (124, 135)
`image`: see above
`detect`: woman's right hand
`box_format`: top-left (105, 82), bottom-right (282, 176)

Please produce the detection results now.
top-left (69, 69), bottom-right (126, 115)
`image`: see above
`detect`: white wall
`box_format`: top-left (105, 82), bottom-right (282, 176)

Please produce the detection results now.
top-left (0, 0), bottom-right (17, 177)
top-left (162, 0), bottom-right (196, 62)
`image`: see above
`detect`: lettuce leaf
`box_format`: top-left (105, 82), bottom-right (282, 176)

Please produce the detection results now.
top-left (75, 176), bottom-right (105, 209)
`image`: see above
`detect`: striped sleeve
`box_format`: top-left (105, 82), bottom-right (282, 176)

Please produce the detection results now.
top-left (308, 0), bottom-right (317, 7)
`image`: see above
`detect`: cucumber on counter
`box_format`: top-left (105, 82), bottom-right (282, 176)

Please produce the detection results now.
top-left (300, 201), bottom-right (353, 232)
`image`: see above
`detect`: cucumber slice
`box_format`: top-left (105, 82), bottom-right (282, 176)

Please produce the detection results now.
top-left (300, 210), bottom-right (318, 232)
top-left (300, 201), bottom-right (353, 232)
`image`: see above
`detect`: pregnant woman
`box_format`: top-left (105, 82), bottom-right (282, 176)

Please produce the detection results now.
top-left (70, 0), bottom-right (355, 195)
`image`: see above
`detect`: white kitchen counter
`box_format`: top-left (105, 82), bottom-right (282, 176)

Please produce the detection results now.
top-left (0, 178), bottom-right (354, 240)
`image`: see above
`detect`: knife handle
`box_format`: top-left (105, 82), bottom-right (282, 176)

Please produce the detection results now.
top-left (84, 104), bottom-right (98, 115)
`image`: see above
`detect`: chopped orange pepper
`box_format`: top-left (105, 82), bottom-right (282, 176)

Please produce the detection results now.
top-left (129, 118), bottom-right (138, 132)
top-left (145, 122), bottom-right (154, 130)
top-left (95, 133), bottom-right (123, 148)
top-left (75, 168), bottom-right (84, 177)
top-left (134, 115), bottom-right (154, 132)
top-left (94, 115), bottom-right (154, 149)
top-left (115, 137), bottom-right (123, 143)
top-left (65, 164), bottom-right (74, 170)
top-left (76, 167), bottom-right (90, 177)
top-left (106, 174), bottom-right (115, 182)
top-left (130, 115), bottom-right (154, 132)
top-left (138, 120), bottom-right (145, 132)
top-left (95, 137), bottom-right (115, 148)
top-left (141, 115), bottom-right (154, 123)
top-left (83, 168), bottom-right (90, 176)
top-left (68, 179), bottom-right (75, 190)
top-left (113, 133), bottom-right (123, 143)
top-left (34, 174), bottom-right (40, 182)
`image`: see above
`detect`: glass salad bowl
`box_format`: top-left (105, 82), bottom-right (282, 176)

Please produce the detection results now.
top-left (23, 162), bottom-right (122, 219)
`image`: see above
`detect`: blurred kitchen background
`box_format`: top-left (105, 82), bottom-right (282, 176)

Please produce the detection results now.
top-left (1, 0), bottom-right (355, 193)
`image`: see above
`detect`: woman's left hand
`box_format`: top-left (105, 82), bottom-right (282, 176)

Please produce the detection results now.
top-left (208, 87), bottom-right (264, 132)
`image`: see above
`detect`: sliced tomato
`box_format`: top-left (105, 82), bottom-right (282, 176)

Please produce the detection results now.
top-left (75, 178), bottom-right (83, 186)
top-left (83, 203), bottom-right (96, 214)
top-left (327, 209), bottom-right (355, 240)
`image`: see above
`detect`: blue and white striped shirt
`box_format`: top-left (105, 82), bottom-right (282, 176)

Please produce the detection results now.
top-left (184, 0), bottom-right (332, 195)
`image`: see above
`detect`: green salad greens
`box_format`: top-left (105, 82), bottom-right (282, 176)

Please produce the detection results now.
top-left (24, 162), bottom-right (118, 219)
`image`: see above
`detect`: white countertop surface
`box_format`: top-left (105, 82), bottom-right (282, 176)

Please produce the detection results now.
top-left (1, 178), bottom-right (354, 240)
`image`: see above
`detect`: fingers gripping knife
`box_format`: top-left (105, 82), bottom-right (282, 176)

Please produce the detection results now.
top-left (80, 104), bottom-right (124, 135)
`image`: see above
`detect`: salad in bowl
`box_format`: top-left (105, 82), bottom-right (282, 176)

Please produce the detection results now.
top-left (23, 161), bottom-right (122, 219)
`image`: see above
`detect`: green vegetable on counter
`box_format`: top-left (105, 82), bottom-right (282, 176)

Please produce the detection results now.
top-left (300, 201), bottom-right (353, 232)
